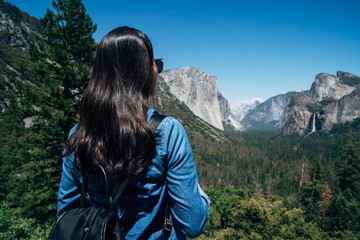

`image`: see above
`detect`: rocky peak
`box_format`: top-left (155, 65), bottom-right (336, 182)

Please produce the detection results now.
top-left (337, 71), bottom-right (359, 79)
top-left (160, 67), bottom-right (224, 130)
top-left (337, 71), bottom-right (360, 86)
top-left (160, 67), bottom-right (242, 131)
top-left (282, 71), bottom-right (360, 135)
top-left (308, 72), bottom-right (355, 101)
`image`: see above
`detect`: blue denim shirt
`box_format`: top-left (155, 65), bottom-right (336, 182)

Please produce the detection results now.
top-left (57, 108), bottom-right (210, 239)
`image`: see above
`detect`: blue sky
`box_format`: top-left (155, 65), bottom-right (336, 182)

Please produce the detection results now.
top-left (6, 0), bottom-right (360, 103)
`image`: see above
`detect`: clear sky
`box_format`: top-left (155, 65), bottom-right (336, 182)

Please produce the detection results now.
top-left (6, 0), bottom-right (360, 103)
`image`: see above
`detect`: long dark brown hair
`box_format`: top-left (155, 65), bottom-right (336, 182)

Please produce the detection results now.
top-left (62, 27), bottom-right (157, 178)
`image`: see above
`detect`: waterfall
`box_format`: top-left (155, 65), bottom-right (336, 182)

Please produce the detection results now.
top-left (308, 113), bottom-right (317, 135)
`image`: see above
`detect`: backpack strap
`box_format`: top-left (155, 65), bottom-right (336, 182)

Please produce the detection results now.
top-left (149, 113), bottom-right (166, 129)
top-left (111, 178), bottom-right (129, 209)
top-left (161, 199), bottom-right (172, 240)
top-left (149, 113), bottom-right (172, 240)
top-left (81, 164), bottom-right (115, 209)
top-left (149, 114), bottom-right (172, 240)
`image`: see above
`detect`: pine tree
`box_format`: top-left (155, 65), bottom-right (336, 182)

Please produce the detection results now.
top-left (7, 0), bottom-right (97, 231)
top-left (29, 0), bottom-right (97, 136)
top-left (327, 139), bottom-right (360, 233)
top-left (326, 191), bottom-right (360, 233)
top-left (338, 141), bottom-right (360, 200)
top-left (298, 161), bottom-right (324, 224)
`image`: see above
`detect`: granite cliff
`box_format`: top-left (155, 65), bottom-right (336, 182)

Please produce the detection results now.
top-left (160, 67), bottom-right (242, 131)
top-left (282, 71), bottom-right (360, 135)
top-left (218, 92), bottom-right (243, 130)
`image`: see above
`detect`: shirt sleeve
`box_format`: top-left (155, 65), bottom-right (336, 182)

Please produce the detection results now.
top-left (56, 126), bottom-right (81, 217)
top-left (164, 118), bottom-right (210, 238)
top-left (57, 154), bottom-right (82, 217)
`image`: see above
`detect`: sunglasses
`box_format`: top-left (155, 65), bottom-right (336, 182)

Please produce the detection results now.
top-left (155, 58), bottom-right (164, 73)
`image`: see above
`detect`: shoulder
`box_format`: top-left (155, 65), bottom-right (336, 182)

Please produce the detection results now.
top-left (147, 109), bottom-right (186, 137)
top-left (160, 116), bottom-right (186, 137)
top-left (68, 124), bottom-right (79, 137)
top-left (157, 116), bottom-right (192, 168)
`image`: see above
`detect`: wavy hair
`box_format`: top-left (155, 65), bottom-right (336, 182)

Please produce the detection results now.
top-left (62, 27), bottom-right (157, 178)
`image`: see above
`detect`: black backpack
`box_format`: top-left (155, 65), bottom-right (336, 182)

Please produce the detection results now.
top-left (48, 164), bottom-right (127, 240)
top-left (48, 114), bottom-right (171, 240)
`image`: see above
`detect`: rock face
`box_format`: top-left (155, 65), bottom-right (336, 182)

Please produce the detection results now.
top-left (151, 75), bottom-right (228, 142)
top-left (241, 91), bottom-right (298, 131)
top-left (0, 2), bottom-right (42, 48)
top-left (321, 85), bottom-right (360, 131)
top-left (282, 71), bottom-right (360, 135)
top-left (281, 93), bottom-right (317, 135)
top-left (309, 72), bottom-right (355, 101)
top-left (0, 1), bottom-right (42, 112)
top-left (218, 92), bottom-right (243, 130)
top-left (160, 67), bottom-right (242, 130)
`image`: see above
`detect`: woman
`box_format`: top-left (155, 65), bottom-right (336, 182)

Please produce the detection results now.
top-left (57, 26), bottom-right (210, 239)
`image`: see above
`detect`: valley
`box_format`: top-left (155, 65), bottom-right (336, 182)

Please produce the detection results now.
top-left (0, 0), bottom-right (359, 239)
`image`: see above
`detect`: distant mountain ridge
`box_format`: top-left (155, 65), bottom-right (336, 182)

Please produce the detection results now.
top-left (239, 90), bottom-right (304, 131)
top-left (230, 98), bottom-right (264, 122)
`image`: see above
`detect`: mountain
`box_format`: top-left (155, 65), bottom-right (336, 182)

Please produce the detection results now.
top-left (0, 0), bottom-right (42, 48)
top-left (160, 67), bottom-right (242, 131)
top-left (3, 0), bottom-right (359, 139)
top-left (230, 98), bottom-right (264, 122)
top-left (240, 91), bottom-right (301, 131)
top-left (308, 72), bottom-right (356, 101)
top-left (150, 74), bottom-right (228, 142)
top-left (0, 2), bottom-right (233, 238)
top-left (3, 3), bottom-right (360, 238)
top-left (240, 71), bottom-right (360, 134)
top-left (0, 0), bottom-right (230, 145)
top-left (218, 92), bottom-right (244, 131)
top-left (0, 0), bottom-right (42, 112)
top-left (282, 71), bottom-right (360, 135)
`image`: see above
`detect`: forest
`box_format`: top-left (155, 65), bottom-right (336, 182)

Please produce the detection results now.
top-left (0, 0), bottom-right (359, 239)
